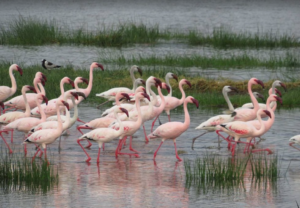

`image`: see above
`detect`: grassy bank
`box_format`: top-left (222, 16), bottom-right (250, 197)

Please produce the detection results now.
top-left (0, 17), bottom-right (299, 48)
top-left (0, 63), bottom-right (299, 108)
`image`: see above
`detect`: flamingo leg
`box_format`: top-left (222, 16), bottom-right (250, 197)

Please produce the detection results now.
top-left (251, 148), bottom-right (273, 154)
top-left (44, 147), bottom-right (50, 165)
top-left (85, 140), bottom-right (92, 149)
top-left (151, 116), bottom-right (159, 133)
top-left (174, 141), bottom-right (182, 161)
top-left (119, 136), bottom-right (127, 151)
top-left (97, 147), bottom-right (101, 163)
top-left (77, 139), bottom-right (91, 162)
top-left (102, 143), bottom-right (105, 151)
top-left (129, 136), bottom-right (140, 153)
top-left (143, 125), bottom-right (149, 143)
top-left (2, 106), bottom-right (17, 113)
top-left (77, 126), bottom-right (92, 135)
top-left (115, 140), bottom-right (122, 158)
top-left (191, 132), bottom-right (208, 150)
top-left (154, 141), bottom-right (164, 160)
top-left (168, 115), bottom-right (171, 122)
top-left (0, 132), bottom-right (13, 154)
top-left (231, 142), bottom-right (237, 156)
top-left (32, 149), bottom-right (40, 161)
top-left (77, 118), bottom-right (86, 124)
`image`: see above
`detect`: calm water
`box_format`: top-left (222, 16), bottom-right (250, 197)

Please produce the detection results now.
top-left (1, 106), bottom-right (300, 207)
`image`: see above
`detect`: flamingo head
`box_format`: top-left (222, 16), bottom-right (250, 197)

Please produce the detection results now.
top-left (189, 96), bottom-right (199, 109)
top-left (162, 83), bottom-right (170, 94)
top-left (68, 78), bottom-right (75, 88)
top-left (142, 92), bottom-right (151, 101)
top-left (80, 77), bottom-right (89, 85)
top-left (119, 107), bottom-right (129, 117)
top-left (171, 73), bottom-right (178, 82)
top-left (139, 79), bottom-right (146, 86)
top-left (76, 92), bottom-right (87, 100)
top-left (279, 82), bottom-right (287, 92)
top-left (289, 137), bottom-right (300, 146)
top-left (184, 79), bottom-right (192, 88)
top-left (253, 92), bottom-right (265, 102)
top-left (273, 95), bottom-right (283, 104)
top-left (228, 86), bottom-right (238, 93)
top-left (92, 62), bottom-right (104, 71)
top-left (121, 93), bottom-right (131, 101)
top-left (27, 85), bottom-right (37, 93)
top-left (253, 78), bottom-right (264, 89)
top-left (42, 95), bottom-right (48, 105)
top-left (13, 64), bottom-right (23, 76)
top-left (61, 100), bottom-right (70, 111)
top-left (70, 92), bottom-right (79, 100)
top-left (263, 110), bottom-right (272, 118)
top-left (153, 77), bottom-right (162, 88)
top-left (274, 88), bottom-right (282, 97)
top-left (137, 66), bottom-right (142, 76)
top-left (0, 102), bottom-right (4, 110)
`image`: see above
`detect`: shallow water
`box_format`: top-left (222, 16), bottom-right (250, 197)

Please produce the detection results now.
top-left (0, 106), bottom-right (300, 207)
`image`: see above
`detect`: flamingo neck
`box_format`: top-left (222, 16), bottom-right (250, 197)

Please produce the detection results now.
top-left (70, 97), bottom-right (78, 124)
top-left (264, 98), bottom-right (276, 130)
top-left (23, 88), bottom-right (31, 116)
top-left (33, 78), bottom-right (40, 94)
top-left (165, 76), bottom-right (172, 97)
top-left (179, 82), bottom-right (186, 105)
top-left (9, 66), bottom-right (17, 96)
top-left (74, 79), bottom-right (81, 91)
top-left (115, 94), bottom-right (123, 106)
top-left (183, 99), bottom-right (190, 127)
top-left (130, 68), bottom-right (136, 90)
top-left (60, 80), bottom-right (66, 98)
top-left (253, 112), bottom-right (266, 136)
top-left (63, 106), bottom-right (71, 130)
top-left (56, 105), bottom-right (63, 133)
top-left (37, 98), bottom-right (46, 121)
top-left (114, 110), bottom-right (124, 135)
top-left (132, 80), bottom-right (139, 91)
top-left (248, 81), bottom-right (259, 110)
top-left (37, 83), bottom-right (46, 96)
top-left (85, 66), bottom-right (94, 97)
top-left (156, 87), bottom-right (165, 112)
top-left (135, 98), bottom-right (142, 126)
top-left (223, 90), bottom-right (234, 111)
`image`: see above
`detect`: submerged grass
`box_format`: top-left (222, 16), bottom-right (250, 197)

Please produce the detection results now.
top-left (1, 62), bottom-right (300, 107)
top-left (1, 17), bottom-right (300, 48)
top-left (0, 151), bottom-right (58, 193)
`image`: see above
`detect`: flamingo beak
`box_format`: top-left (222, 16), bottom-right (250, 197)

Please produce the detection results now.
top-left (42, 95), bottom-right (48, 105)
top-left (275, 95), bottom-right (283, 104)
top-left (97, 63), bottom-right (104, 71)
top-left (41, 73), bottom-right (47, 82)
top-left (172, 74), bottom-right (178, 82)
top-left (76, 92), bottom-right (87, 100)
top-left (255, 79), bottom-right (265, 89)
top-left (185, 80), bottom-right (192, 88)
top-left (120, 107), bottom-right (129, 117)
top-left (71, 92), bottom-right (79, 100)
top-left (257, 93), bottom-right (266, 102)
top-left (28, 86), bottom-right (37, 93)
top-left (137, 67), bottom-right (142, 76)
top-left (17, 66), bottom-right (23, 76)
top-left (280, 82), bottom-right (287, 92)
top-left (142, 87), bottom-right (146, 93)
top-left (154, 78), bottom-right (162, 88)
top-left (0, 102), bottom-right (4, 110)
top-left (68, 79), bottom-right (75, 89)
top-left (142, 93), bottom-right (151, 101)
top-left (229, 86), bottom-right (238, 93)
top-left (62, 101), bottom-right (70, 111)
top-left (140, 79), bottom-right (146, 86)
top-left (121, 93), bottom-right (131, 101)
top-left (289, 142), bottom-right (295, 147)
top-left (263, 110), bottom-right (272, 118)
top-left (164, 84), bottom-right (170, 94)
top-left (40, 78), bottom-right (46, 86)
top-left (191, 98), bottom-right (199, 109)
top-left (81, 77), bottom-right (89, 85)
top-left (275, 88), bottom-right (282, 97)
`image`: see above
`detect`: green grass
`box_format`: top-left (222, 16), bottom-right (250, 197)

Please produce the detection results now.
top-left (0, 151), bottom-right (58, 193)
top-left (1, 17), bottom-right (300, 48)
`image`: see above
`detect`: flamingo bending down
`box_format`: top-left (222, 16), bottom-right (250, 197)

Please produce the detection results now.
top-left (1, 93), bottom-right (48, 154)
top-left (216, 109), bottom-right (272, 156)
top-left (30, 77), bottom-right (74, 117)
top-left (77, 107), bottom-right (129, 163)
top-left (96, 65), bottom-right (142, 102)
top-left (3, 72), bottom-right (46, 112)
top-left (24, 100), bottom-right (70, 163)
top-left (148, 96), bottom-right (199, 161)
top-left (111, 92), bottom-right (150, 157)
top-left (289, 136), bottom-right (300, 151)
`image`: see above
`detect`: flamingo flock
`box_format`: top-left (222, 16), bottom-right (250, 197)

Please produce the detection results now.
top-left (0, 62), bottom-right (298, 165)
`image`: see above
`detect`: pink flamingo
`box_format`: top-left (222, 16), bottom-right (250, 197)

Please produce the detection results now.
top-left (0, 85), bottom-right (36, 144)
top-left (216, 109), bottom-right (272, 156)
top-left (289, 136), bottom-right (300, 151)
top-left (148, 96), bottom-right (199, 161)
top-left (1, 93), bottom-right (48, 154)
top-left (3, 72), bottom-right (46, 112)
top-left (112, 92), bottom-right (151, 157)
top-left (0, 64), bottom-right (23, 110)
top-left (30, 77), bottom-right (74, 117)
top-left (23, 100), bottom-right (69, 164)
top-left (77, 107), bottom-right (129, 163)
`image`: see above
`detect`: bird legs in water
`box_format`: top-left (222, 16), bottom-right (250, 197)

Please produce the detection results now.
top-left (76, 125), bottom-right (93, 148)
top-left (115, 136), bottom-right (139, 158)
top-left (0, 129), bottom-right (14, 143)
top-left (143, 125), bottom-right (149, 143)
top-left (2, 106), bottom-right (17, 114)
top-left (153, 139), bottom-right (182, 161)
top-left (77, 139), bottom-right (91, 162)
top-left (0, 132), bottom-right (13, 153)
top-left (151, 116), bottom-right (163, 133)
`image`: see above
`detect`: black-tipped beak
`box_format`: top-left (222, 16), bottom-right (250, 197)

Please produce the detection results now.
top-left (275, 95), bottom-right (283, 104)
top-left (275, 88), bottom-right (282, 97)
top-left (70, 92), bottom-right (79, 100)
top-left (191, 98), bottom-right (199, 109)
top-left (142, 93), bottom-right (151, 101)
top-left (142, 87), bottom-right (146, 93)
top-left (255, 79), bottom-right (265, 89)
top-left (137, 67), bottom-right (142, 76)
top-left (121, 93), bottom-right (131, 101)
top-left (76, 92), bottom-right (87, 100)
top-left (229, 86), bottom-right (238, 93)
top-left (17, 66), bottom-right (23, 76)
top-left (41, 73), bottom-right (47, 82)
top-left (154, 78), bottom-right (162, 88)
top-left (62, 101), bottom-right (70, 111)
top-left (97, 63), bottom-right (104, 71)
top-left (40, 78), bottom-right (46, 86)
top-left (68, 79), bottom-right (75, 89)
top-left (120, 107), bottom-right (129, 117)
top-left (140, 79), bottom-right (146, 86)
top-left (28, 86), bottom-right (37, 93)
top-left (185, 80), bottom-right (192, 88)
top-left (263, 110), bottom-right (272, 118)
top-left (172, 74), bottom-right (178, 82)
top-left (42, 95), bottom-right (48, 105)
top-left (280, 82), bottom-right (287, 92)
top-left (165, 84), bottom-right (171, 94)
top-left (81, 77), bottom-right (89, 85)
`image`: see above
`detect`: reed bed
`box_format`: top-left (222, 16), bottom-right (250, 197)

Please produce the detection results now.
top-left (1, 17), bottom-right (299, 48)
top-left (0, 151), bottom-right (58, 194)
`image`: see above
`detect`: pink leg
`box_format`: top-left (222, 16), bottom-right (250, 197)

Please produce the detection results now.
top-left (129, 136), bottom-right (140, 153)
top-left (77, 139), bottom-right (91, 162)
top-left (97, 147), bottom-right (101, 163)
top-left (2, 106), bottom-right (17, 113)
top-left (154, 141), bottom-right (164, 160)
top-left (77, 118), bottom-right (86, 124)
top-left (24, 144), bottom-right (27, 155)
top-left (251, 148), bottom-right (273, 154)
top-left (44, 147), bottom-right (50, 165)
top-left (119, 136), bottom-right (127, 151)
top-left (231, 142), bottom-right (237, 156)
top-left (168, 115), bottom-right (171, 122)
top-left (39, 150), bottom-right (43, 158)
top-left (143, 125), bottom-right (149, 143)
top-left (151, 116), bottom-right (159, 132)
top-left (0, 133), bottom-right (13, 154)
top-left (85, 140), bottom-right (92, 148)
top-left (102, 143), bottom-right (105, 151)
top-left (32, 149), bottom-right (40, 161)
top-left (174, 141), bottom-right (182, 161)
top-left (115, 140), bottom-right (122, 158)
top-left (117, 137), bottom-right (139, 158)
top-left (77, 126), bottom-right (92, 135)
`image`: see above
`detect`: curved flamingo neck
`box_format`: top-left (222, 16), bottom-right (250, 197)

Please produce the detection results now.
top-left (56, 104), bottom-right (63, 133)
top-left (179, 81), bottom-right (186, 105)
top-left (223, 90), bottom-right (234, 111)
top-left (253, 112), bottom-right (266, 136)
top-left (248, 80), bottom-right (259, 110)
top-left (37, 97), bottom-right (46, 121)
top-left (115, 93), bottom-right (123, 106)
top-left (74, 79), bottom-right (81, 91)
top-left (33, 78), bottom-right (40, 94)
top-left (183, 99), bottom-right (190, 127)
top-left (37, 83), bottom-right (46, 96)
top-left (85, 65), bottom-right (94, 97)
top-left (135, 97), bottom-right (142, 126)
top-left (9, 66), bottom-right (17, 96)
top-left (130, 67), bottom-right (136, 90)
top-left (62, 106), bottom-right (71, 130)
top-left (23, 88), bottom-right (31, 116)
top-left (59, 79), bottom-right (68, 98)
top-left (264, 98), bottom-right (276, 130)
top-left (70, 97), bottom-right (78, 124)
top-left (133, 79), bottom-right (140, 91)
top-left (165, 75), bottom-right (172, 97)
top-left (156, 86), bottom-right (165, 112)
top-left (115, 110), bottom-right (124, 135)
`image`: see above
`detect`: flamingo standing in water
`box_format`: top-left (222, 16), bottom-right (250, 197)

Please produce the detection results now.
top-left (148, 96), bottom-right (199, 161)
top-left (24, 100), bottom-right (69, 163)
top-left (216, 109), bottom-right (272, 156)
top-left (3, 72), bottom-right (46, 113)
top-left (77, 107), bottom-right (129, 163)
top-left (0, 64), bottom-right (23, 113)
top-left (1, 93), bottom-right (48, 154)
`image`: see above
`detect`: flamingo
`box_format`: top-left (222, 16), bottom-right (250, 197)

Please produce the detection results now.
top-left (0, 64), bottom-right (23, 111)
top-left (148, 96), bottom-right (199, 161)
top-left (96, 65), bottom-right (142, 103)
top-left (77, 107), bottom-right (129, 163)
top-left (1, 93), bottom-right (48, 154)
top-left (3, 72), bottom-right (46, 113)
top-left (112, 92), bottom-right (151, 157)
top-left (30, 77), bottom-right (74, 117)
top-left (289, 136), bottom-right (300, 151)
top-left (23, 100), bottom-right (69, 164)
top-left (215, 109), bottom-right (272, 156)
top-left (0, 85), bottom-right (36, 144)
